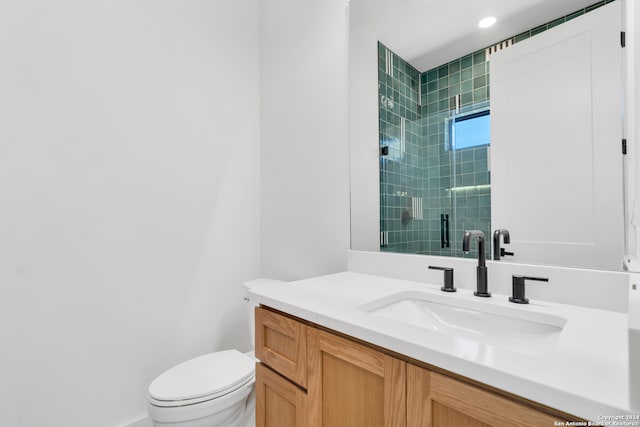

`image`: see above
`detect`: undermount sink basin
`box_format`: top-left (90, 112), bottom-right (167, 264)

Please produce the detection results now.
top-left (357, 290), bottom-right (567, 357)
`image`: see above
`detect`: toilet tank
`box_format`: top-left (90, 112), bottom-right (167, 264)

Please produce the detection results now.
top-left (243, 279), bottom-right (285, 348)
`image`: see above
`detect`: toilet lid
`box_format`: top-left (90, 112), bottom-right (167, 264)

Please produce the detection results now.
top-left (149, 350), bottom-right (255, 402)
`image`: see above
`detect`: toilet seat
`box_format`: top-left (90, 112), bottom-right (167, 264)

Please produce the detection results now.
top-left (147, 378), bottom-right (255, 425)
top-left (149, 350), bottom-right (255, 408)
top-left (149, 376), bottom-right (255, 407)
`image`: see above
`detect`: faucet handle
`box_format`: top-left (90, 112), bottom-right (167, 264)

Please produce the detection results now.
top-left (500, 248), bottom-right (514, 257)
top-left (429, 266), bottom-right (456, 292)
top-left (509, 275), bottom-right (548, 304)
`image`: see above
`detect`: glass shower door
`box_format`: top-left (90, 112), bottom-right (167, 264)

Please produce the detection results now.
top-left (447, 104), bottom-right (492, 260)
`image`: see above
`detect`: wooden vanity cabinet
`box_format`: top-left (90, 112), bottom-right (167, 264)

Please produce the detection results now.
top-left (255, 306), bottom-right (577, 427)
top-left (256, 363), bottom-right (307, 427)
top-left (255, 306), bottom-right (405, 427)
top-left (307, 327), bottom-right (406, 427)
top-left (407, 365), bottom-right (560, 427)
top-left (255, 307), bottom-right (307, 388)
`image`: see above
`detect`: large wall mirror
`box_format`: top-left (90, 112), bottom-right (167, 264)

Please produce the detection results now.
top-left (349, 0), bottom-right (627, 271)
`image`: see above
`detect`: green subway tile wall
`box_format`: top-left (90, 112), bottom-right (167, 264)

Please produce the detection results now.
top-left (378, 43), bottom-right (426, 253)
top-left (378, 0), bottom-right (614, 259)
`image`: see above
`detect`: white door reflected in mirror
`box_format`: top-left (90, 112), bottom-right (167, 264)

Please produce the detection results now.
top-left (490, 1), bottom-right (624, 270)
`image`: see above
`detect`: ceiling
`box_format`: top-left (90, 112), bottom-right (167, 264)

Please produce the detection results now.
top-left (350, 0), bottom-right (603, 71)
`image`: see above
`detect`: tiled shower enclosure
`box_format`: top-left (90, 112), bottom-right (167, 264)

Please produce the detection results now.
top-left (378, 43), bottom-right (490, 260)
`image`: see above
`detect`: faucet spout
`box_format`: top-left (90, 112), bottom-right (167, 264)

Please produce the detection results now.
top-left (462, 230), bottom-right (491, 297)
top-left (462, 230), bottom-right (486, 267)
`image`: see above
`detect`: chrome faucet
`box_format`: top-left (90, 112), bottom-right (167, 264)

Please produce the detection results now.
top-left (462, 230), bottom-right (491, 297)
top-left (492, 229), bottom-right (511, 261)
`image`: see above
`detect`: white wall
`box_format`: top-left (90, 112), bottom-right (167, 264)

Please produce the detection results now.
top-left (349, 2), bottom-right (384, 252)
top-left (260, 0), bottom-right (351, 280)
top-left (0, 1), bottom-right (260, 426)
top-left (628, 0), bottom-right (640, 259)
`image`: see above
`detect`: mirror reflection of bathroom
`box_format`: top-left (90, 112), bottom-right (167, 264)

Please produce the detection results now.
top-left (379, 42), bottom-right (491, 260)
top-left (378, 0), bottom-right (612, 261)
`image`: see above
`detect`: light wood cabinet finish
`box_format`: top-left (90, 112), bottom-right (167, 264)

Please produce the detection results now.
top-left (255, 307), bottom-right (307, 388)
top-left (407, 363), bottom-right (431, 427)
top-left (255, 307), bottom-right (580, 427)
top-left (307, 327), bottom-right (406, 427)
top-left (407, 364), bottom-right (560, 427)
top-left (256, 363), bottom-right (307, 427)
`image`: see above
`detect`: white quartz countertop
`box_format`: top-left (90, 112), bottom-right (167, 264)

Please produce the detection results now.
top-left (247, 272), bottom-right (635, 422)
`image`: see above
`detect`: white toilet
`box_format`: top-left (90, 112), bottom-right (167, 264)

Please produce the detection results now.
top-left (147, 279), bottom-right (283, 427)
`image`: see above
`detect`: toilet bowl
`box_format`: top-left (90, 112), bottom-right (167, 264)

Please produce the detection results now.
top-left (147, 278), bottom-right (283, 427)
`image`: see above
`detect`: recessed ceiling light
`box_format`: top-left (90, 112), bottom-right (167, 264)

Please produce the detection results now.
top-left (478, 16), bottom-right (497, 28)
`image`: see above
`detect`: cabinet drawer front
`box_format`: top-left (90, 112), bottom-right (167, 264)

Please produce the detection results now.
top-left (256, 363), bottom-right (307, 427)
top-left (255, 307), bottom-right (308, 388)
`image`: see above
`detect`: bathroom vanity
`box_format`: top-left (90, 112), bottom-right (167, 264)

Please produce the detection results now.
top-left (255, 306), bottom-right (572, 426)
top-left (250, 272), bottom-right (633, 426)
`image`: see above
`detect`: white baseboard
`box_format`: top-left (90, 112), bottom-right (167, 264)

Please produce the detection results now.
top-left (124, 416), bottom-right (151, 427)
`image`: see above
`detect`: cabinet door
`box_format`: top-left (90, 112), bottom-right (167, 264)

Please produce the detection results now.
top-left (407, 364), bottom-right (561, 427)
top-left (308, 328), bottom-right (406, 427)
top-left (256, 363), bottom-right (307, 427)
